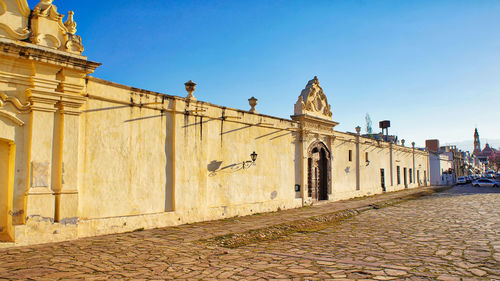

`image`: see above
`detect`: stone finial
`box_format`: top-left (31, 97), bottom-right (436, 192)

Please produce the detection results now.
top-left (355, 126), bottom-right (361, 135)
top-left (184, 80), bottom-right (197, 101)
top-left (248, 97), bottom-right (258, 113)
top-left (64, 11), bottom-right (77, 34)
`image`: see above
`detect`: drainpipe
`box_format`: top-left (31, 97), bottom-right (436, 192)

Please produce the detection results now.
top-left (355, 126), bottom-right (361, 191)
top-left (300, 130), bottom-right (306, 206)
top-left (412, 142), bottom-right (416, 185)
top-left (389, 142), bottom-right (393, 187)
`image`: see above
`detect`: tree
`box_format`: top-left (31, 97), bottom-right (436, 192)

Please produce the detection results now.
top-left (365, 113), bottom-right (373, 135)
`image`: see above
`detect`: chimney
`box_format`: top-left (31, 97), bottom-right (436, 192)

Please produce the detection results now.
top-left (425, 139), bottom-right (440, 153)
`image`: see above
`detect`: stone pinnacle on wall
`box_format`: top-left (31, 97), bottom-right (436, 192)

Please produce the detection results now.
top-left (184, 80), bottom-right (197, 101)
top-left (248, 97), bottom-right (258, 113)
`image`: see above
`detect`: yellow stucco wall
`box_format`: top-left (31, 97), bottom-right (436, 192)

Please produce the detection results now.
top-left (76, 78), bottom-right (303, 236)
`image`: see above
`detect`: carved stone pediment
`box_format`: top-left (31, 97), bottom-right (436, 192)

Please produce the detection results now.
top-left (29, 0), bottom-right (84, 54)
top-left (294, 76), bottom-right (333, 120)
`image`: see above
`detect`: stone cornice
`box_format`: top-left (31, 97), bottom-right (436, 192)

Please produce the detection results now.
top-left (291, 114), bottom-right (339, 128)
top-left (0, 38), bottom-right (100, 73)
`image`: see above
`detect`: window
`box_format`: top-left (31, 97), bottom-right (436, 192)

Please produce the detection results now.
top-left (397, 166), bottom-right (401, 185)
top-left (409, 169), bottom-right (413, 183)
top-left (403, 167), bottom-right (407, 186)
top-left (380, 169), bottom-right (385, 190)
top-left (365, 152), bottom-right (369, 162)
top-left (348, 150), bottom-right (352, 162)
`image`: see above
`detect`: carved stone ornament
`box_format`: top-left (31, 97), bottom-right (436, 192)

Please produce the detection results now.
top-left (0, 92), bottom-right (31, 112)
top-left (64, 11), bottom-right (77, 34)
top-left (294, 76), bottom-right (333, 120)
top-left (0, 0), bottom-right (31, 40)
top-left (29, 0), bottom-right (84, 54)
top-left (0, 92), bottom-right (30, 126)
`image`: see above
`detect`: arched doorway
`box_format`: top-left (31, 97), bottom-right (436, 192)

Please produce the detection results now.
top-left (307, 141), bottom-right (331, 201)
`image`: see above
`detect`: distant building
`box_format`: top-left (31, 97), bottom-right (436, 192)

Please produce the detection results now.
top-left (473, 129), bottom-right (499, 167)
top-left (476, 143), bottom-right (498, 163)
top-left (426, 140), bottom-right (471, 183)
top-left (429, 152), bottom-right (454, 186)
top-left (473, 128), bottom-right (481, 155)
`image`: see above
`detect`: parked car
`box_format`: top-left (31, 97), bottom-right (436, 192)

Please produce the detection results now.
top-left (456, 177), bottom-right (467, 185)
top-left (472, 179), bottom-right (500, 187)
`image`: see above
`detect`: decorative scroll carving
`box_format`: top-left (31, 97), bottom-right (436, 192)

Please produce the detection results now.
top-left (65, 33), bottom-right (84, 53)
top-left (294, 76), bottom-right (332, 120)
top-left (0, 0), bottom-right (30, 40)
top-left (0, 1), bottom-right (6, 16)
top-left (0, 23), bottom-right (29, 39)
top-left (0, 92), bottom-right (28, 127)
top-left (0, 110), bottom-right (24, 126)
top-left (0, 92), bottom-right (31, 112)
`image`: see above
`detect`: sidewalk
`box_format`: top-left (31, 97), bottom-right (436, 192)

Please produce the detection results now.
top-left (141, 185), bottom-right (451, 247)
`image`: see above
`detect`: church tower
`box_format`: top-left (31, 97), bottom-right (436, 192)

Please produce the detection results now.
top-left (473, 128), bottom-right (481, 155)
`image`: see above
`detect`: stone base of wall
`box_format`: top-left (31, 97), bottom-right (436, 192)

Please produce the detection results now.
top-left (1, 198), bottom-right (302, 247)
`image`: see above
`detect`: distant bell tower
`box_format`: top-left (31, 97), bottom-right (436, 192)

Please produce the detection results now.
top-left (473, 128), bottom-right (481, 155)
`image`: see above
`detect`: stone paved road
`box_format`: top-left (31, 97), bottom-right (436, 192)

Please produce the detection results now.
top-left (0, 185), bottom-right (498, 280)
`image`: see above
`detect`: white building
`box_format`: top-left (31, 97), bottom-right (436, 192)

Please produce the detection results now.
top-left (429, 152), bottom-right (454, 186)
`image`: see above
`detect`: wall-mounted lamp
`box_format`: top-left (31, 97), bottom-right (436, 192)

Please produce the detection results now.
top-left (243, 151), bottom-right (258, 169)
top-left (251, 151), bottom-right (258, 162)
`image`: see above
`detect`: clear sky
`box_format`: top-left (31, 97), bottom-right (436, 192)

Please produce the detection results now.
top-left (27, 0), bottom-right (500, 150)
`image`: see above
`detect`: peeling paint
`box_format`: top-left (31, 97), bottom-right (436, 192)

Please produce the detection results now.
top-left (60, 217), bottom-right (78, 225)
top-left (27, 215), bottom-right (54, 224)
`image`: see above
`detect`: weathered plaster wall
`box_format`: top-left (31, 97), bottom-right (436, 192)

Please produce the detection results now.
top-left (77, 78), bottom-right (302, 237)
top-left (81, 80), bottom-right (170, 220)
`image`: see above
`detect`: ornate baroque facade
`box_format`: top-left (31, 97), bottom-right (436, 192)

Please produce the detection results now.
top-left (0, 0), bottom-right (429, 245)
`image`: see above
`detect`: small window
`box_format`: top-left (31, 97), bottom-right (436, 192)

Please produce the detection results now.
top-left (348, 150), bottom-right (352, 162)
top-left (409, 169), bottom-right (413, 183)
top-left (365, 152), bottom-right (369, 162)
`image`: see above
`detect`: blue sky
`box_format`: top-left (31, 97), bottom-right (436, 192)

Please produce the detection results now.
top-left (28, 0), bottom-right (500, 150)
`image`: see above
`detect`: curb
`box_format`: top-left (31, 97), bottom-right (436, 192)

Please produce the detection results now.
top-left (202, 186), bottom-right (452, 248)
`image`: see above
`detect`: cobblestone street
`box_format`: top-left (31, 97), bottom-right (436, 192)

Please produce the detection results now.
top-left (0, 185), bottom-right (498, 280)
